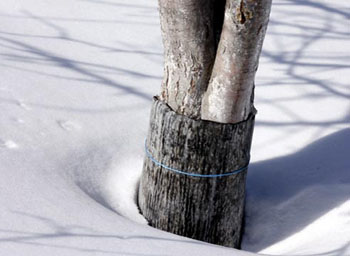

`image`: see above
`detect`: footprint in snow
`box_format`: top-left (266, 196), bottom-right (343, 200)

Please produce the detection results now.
top-left (0, 140), bottom-right (19, 149)
top-left (57, 120), bottom-right (81, 131)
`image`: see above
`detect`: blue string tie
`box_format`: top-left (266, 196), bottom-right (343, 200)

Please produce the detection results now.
top-left (145, 141), bottom-right (249, 178)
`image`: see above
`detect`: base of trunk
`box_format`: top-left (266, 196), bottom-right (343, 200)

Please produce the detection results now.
top-left (138, 97), bottom-right (256, 248)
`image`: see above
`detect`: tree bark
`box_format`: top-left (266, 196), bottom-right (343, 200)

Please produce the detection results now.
top-left (158, 0), bottom-right (217, 119)
top-left (201, 0), bottom-right (272, 123)
top-left (138, 97), bottom-right (256, 248)
top-left (138, 0), bottom-right (271, 249)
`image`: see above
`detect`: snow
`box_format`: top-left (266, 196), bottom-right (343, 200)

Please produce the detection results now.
top-left (0, 0), bottom-right (349, 255)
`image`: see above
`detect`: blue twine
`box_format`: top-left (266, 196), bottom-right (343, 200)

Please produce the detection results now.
top-left (145, 141), bottom-right (249, 178)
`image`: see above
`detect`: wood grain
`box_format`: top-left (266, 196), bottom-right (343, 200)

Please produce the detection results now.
top-left (138, 97), bottom-right (256, 248)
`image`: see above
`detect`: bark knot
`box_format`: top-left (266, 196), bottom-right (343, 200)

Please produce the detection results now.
top-left (236, 0), bottom-right (253, 25)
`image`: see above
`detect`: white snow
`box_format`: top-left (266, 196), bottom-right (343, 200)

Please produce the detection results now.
top-left (0, 139), bottom-right (18, 149)
top-left (0, 0), bottom-right (349, 255)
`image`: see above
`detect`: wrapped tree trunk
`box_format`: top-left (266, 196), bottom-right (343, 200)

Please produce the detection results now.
top-left (139, 97), bottom-right (256, 247)
top-left (138, 0), bottom-right (271, 248)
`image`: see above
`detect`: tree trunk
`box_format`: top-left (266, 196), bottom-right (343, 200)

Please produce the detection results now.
top-left (201, 0), bottom-right (272, 123)
top-left (138, 0), bottom-right (271, 248)
top-left (138, 97), bottom-right (256, 247)
top-left (158, 0), bottom-right (222, 119)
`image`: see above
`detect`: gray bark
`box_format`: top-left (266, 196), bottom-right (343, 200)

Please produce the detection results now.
top-left (158, 0), bottom-right (217, 119)
top-left (138, 97), bottom-right (256, 248)
top-left (138, 0), bottom-right (272, 248)
top-left (201, 0), bottom-right (272, 123)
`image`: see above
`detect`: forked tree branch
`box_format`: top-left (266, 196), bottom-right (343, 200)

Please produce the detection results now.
top-left (159, 0), bottom-right (272, 123)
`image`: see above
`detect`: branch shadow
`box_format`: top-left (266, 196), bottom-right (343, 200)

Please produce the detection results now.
top-left (0, 210), bottom-right (209, 256)
top-left (243, 2), bottom-right (350, 252)
top-left (0, 7), bottom-right (162, 113)
top-left (255, 0), bottom-right (350, 133)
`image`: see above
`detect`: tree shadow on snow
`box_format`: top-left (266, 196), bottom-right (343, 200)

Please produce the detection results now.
top-left (0, 6), bottom-right (162, 113)
top-left (243, 128), bottom-right (350, 254)
top-left (0, 210), bottom-right (208, 256)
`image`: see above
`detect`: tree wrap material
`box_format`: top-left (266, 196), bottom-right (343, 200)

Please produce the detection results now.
top-left (138, 97), bottom-right (256, 248)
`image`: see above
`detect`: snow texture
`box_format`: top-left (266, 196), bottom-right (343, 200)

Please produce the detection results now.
top-left (0, 0), bottom-right (349, 255)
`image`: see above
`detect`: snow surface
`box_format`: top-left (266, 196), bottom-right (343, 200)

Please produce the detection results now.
top-left (0, 0), bottom-right (349, 255)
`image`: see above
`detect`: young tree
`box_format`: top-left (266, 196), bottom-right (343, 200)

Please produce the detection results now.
top-left (138, 0), bottom-right (272, 248)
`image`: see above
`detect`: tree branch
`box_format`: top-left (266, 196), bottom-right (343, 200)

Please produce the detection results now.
top-left (201, 0), bottom-right (272, 123)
